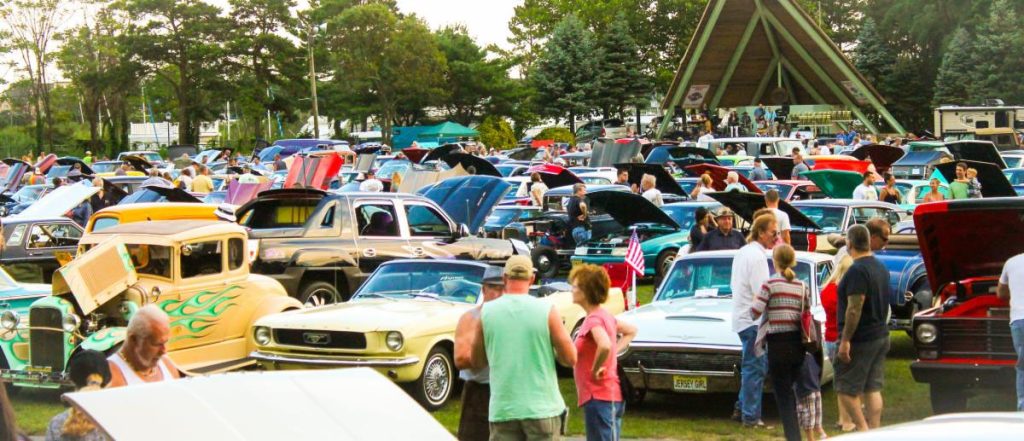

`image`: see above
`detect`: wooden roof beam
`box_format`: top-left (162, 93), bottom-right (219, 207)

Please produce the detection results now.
top-left (709, 10), bottom-right (762, 110)
top-left (751, 57), bottom-right (779, 106)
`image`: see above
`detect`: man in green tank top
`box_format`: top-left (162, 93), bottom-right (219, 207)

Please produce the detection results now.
top-left (471, 255), bottom-right (577, 440)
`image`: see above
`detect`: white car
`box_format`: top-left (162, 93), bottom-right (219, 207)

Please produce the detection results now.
top-left (617, 249), bottom-right (834, 403)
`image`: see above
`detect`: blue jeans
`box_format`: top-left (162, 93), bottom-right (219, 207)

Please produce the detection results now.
top-left (737, 325), bottom-right (767, 424)
top-left (572, 226), bottom-right (592, 245)
top-left (1012, 319), bottom-right (1024, 411)
top-left (582, 399), bottom-right (624, 441)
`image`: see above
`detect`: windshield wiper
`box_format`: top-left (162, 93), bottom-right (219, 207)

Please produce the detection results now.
top-left (357, 292), bottom-right (397, 302)
top-left (411, 292), bottom-right (455, 305)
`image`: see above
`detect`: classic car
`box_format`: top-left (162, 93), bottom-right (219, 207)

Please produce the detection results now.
top-left (0, 217), bottom-right (82, 283)
top-left (480, 206), bottom-right (544, 239)
top-left (0, 266), bottom-right (53, 388)
top-left (645, 145), bottom-right (717, 167)
top-left (706, 137), bottom-right (805, 157)
top-left (0, 159), bottom-right (32, 194)
top-left (616, 249), bottom-right (833, 403)
top-left (117, 183), bottom-right (203, 205)
top-left (910, 198), bottom-right (1023, 414)
top-left (753, 180), bottom-right (824, 201)
top-left (10, 181), bottom-right (100, 226)
top-left (249, 259), bottom-right (625, 410)
top-left (238, 179), bottom-right (527, 306)
top-left (0, 220), bottom-right (302, 390)
top-left (790, 199), bottom-right (903, 251)
top-left (873, 180), bottom-right (951, 211)
top-left (85, 203), bottom-right (220, 233)
top-left (46, 157), bottom-right (94, 180)
top-left (0, 184), bottom-right (51, 217)
top-left (571, 192), bottom-right (713, 281)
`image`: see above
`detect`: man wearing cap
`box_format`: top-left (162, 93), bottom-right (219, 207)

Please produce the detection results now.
top-left (472, 256), bottom-right (576, 440)
top-left (454, 267), bottom-right (505, 441)
top-left (83, 150), bottom-right (94, 165)
top-left (360, 170), bottom-right (384, 192)
top-left (694, 207), bottom-right (745, 252)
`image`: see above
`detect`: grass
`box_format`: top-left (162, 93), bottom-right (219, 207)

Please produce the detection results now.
top-left (9, 282), bottom-right (1017, 438)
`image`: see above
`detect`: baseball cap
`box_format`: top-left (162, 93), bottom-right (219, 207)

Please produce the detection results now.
top-left (503, 255), bottom-right (534, 280)
top-left (714, 207), bottom-right (735, 218)
top-left (482, 266), bottom-right (504, 286)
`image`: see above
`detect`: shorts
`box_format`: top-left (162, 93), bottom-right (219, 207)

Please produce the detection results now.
top-left (796, 391), bottom-right (822, 429)
top-left (458, 381), bottom-right (490, 441)
top-left (834, 337), bottom-right (890, 396)
top-left (489, 415), bottom-right (562, 441)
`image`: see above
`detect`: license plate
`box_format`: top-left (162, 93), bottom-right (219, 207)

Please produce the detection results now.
top-left (672, 375), bottom-right (707, 392)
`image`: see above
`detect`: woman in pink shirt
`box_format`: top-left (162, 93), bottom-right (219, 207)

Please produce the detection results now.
top-left (570, 264), bottom-right (637, 441)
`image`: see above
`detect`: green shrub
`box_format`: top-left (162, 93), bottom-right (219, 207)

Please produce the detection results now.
top-left (533, 126), bottom-right (575, 145)
top-left (477, 116), bottom-right (517, 149)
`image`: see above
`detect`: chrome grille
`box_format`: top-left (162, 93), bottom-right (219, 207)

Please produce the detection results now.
top-left (939, 316), bottom-right (1014, 360)
top-left (621, 350), bottom-right (740, 373)
top-left (29, 307), bottom-right (65, 371)
top-left (273, 329), bottom-right (367, 350)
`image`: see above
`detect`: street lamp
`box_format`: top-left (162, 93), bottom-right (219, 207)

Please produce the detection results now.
top-left (164, 112), bottom-right (172, 146)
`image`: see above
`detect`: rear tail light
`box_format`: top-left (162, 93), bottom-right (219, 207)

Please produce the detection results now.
top-left (516, 199), bottom-right (532, 206)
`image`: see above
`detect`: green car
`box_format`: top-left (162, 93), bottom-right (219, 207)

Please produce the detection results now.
top-left (0, 266), bottom-right (57, 382)
top-left (571, 189), bottom-right (719, 280)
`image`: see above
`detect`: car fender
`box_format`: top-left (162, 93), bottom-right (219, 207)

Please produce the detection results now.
top-left (79, 327), bottom-right (127, 353)
top-left (292, 248), bottom-right (358, 268)
top-left (244, 297), bottom-right (303, 352)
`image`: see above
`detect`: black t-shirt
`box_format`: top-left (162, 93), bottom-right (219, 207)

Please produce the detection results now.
top-left (567, 195), bottom-right (588, 229)
top-left (689, 225), bottom-right (707, 250)
top-left (837, 255), bottom-right (890, 343)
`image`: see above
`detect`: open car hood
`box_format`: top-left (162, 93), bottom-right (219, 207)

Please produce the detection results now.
top-left (138, 184), bottom-right (202, 203)
top-left (99, 178), bottom-right (130, 205)
top-left (421, 144), bottom-right (462, 163)
top-left (935, 160), bottom-right (1016, 197)
top-left (34, 153), bottom-right (56, 173)
top-left (55, 157), bottom-right (95, 175)
top-left (1, 159), bottom-right (30, 193)
top-left (398, 164), bottom-right (468, 193)
top-left (707, 191), bottom-right (820, 230)
top-left (64, 368), bottom-right (454, 441)
top-left (615, 163), bottom-right (686, 195)
top-left (12, 182), bottom-right (100, 220)
top-left (443, 153), bottom-right (501, 177)
top-left (506, 147), bottom-right (539, 161)
top-left (947, 141), bottom-right (1006, 168)
top-left (810, 157), bottom-right (871, 174)
top-left (225, 180), bottom-right (273, 206)
top-left (527, 164), bottom-right (583, 189)
top-left (402, 147), bottom-right (429, 163)
top-left (284, 152), bottom-right (344, 190)
top-left (760, 156), bottom-right (795, 180)
top-left (592, 138), bottom-right (642, 167)
top-left (52, 238), bottom-right (138, 315)
top-left (893, 150), bottom-right (951, 166)
top-left (801, 169), bottom-right (864, 199)
top-left (849, 144), bottom-right (905, 173)
top-left (915, 198), bottom-right (1024, 292)
top-left (121, 154), bottom-right (154, 172)
top-left (586, 189), bottom-right (678, 229)
top-left (354, 153), bottom-right (376, 172)
top-left (684, 163), bottom-right (760, 192)
top-left (417, 175), bottom-right (511, 232)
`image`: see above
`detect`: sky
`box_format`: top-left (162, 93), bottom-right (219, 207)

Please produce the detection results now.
top-left (394, 0), bottom-right (519, 50)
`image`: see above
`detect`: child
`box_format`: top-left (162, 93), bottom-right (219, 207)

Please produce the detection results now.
top-left (966, 168), bottom-right (983, 199)
top-left (795, 352), bottom-right (827, 440)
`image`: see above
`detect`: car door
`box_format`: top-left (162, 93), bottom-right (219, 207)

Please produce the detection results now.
top-left (401, 201), bottom-right (459, 259)
top-left (14, 222), bottom-right (82, 283)
top-left (352, 200), bottom-right (410, 274)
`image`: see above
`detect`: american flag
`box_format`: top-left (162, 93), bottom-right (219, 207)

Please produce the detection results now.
top-left (625, 229), bottom-right (645, 275)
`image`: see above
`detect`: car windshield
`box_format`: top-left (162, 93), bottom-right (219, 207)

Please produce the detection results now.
top-left (12, 185), bottom-right (48, 203)
top-left (661, 204), bottom-right (718, 233)
top-left (794, 205), bottom-right (846, 233)
top-left (658, 257), bottom-right (812, 301)
top-left (1004, 157), bottom-right (1023, 169)
top-left (486, 208), bottom-right (521, 225)
top-left (755, 183), bottom-right (793, 196)
top-left (1005, 170), bottom-right (1024, 186)
top-left (376, 160), bottom-right (411, 178)
top-left (354, 262), bottom-right (487, 304)
top-left (91, 162), bottom-right (119, 174)
top-left (118, 189), bottom-right (170, 204)
top-left (124, 244), bottom-right (172, 279)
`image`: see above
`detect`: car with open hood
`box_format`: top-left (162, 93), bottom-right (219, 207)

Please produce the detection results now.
top-left (616, 249), bottom-right (833, 403)
top-left (570, 191), bottom-right (710, 281)
top-left (791, 199), bottom-right (903, 252)
top-left (9, 182), bottom-right (100, 225)
top-left (237, 179), bottom-right (527, 306)
top-left (249, 259), bottom-right (625, 411)
top-left (910, 198), bottom-right (1024, 414)
top-left (753, 180), bottom-right (824, 201)
top-left (707, 190), bottom-right (821, 252)
top-left (0, 221), bottom-right (301, 390)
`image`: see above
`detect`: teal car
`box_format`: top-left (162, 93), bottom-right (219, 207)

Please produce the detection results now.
top-left (874, 180), bottom-right (951, 211)
top-left (0, 267), bottom-right (53, 379)
top-left (571, 189), bottom-right (718, 281)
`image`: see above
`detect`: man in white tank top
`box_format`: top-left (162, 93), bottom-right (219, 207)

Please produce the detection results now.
top-left (107, 304), bottom-right (181, 387)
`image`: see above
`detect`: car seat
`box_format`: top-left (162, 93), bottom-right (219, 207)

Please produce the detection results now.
top-left (362, 211), bottom-right (395, 236)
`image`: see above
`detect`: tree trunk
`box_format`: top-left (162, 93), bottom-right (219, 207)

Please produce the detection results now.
top-left (568, 110), bottom-right (576, 134)
top-left (32, 82), bottom-right (44, 156)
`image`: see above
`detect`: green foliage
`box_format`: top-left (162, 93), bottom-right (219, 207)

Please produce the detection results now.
top-left (533, 126), bottom-right (574, 145)
top-left (853, 18), bottom-right (895, 89)
top-left (593, 12), bottom-right (652, 118)
top-left (933, 27), bottom-right (974, 106)
top-left (965, 0), bottom-right (1024, 105)
top-left (476, 116), bottom-right (517, 149)
top-left (530, 15), bottom-right (598, 133)
top-left (435, 26), bottom-right (519, 125)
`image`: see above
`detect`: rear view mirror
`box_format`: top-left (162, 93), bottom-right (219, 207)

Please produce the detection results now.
top-left (457, 223), bottom-right (470, 238)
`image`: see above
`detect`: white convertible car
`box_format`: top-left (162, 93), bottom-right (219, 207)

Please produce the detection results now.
top-left (617, 249), bottom-right (834, 403)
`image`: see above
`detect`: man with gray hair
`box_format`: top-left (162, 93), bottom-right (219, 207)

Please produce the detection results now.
top-left (107, 304), bottom-right (180, 387)
top-left (724, 171), bottom-right (744, 192)
top-left (835, 224), bottom-right (890, 431)
top-left (640, 173), bottom-right (663, 207)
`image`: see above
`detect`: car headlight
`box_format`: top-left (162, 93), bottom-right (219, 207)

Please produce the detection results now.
top-left (385, 331), bottom-right (403, 351)
top-left (575, 246), bottom-right (587, 255)
top-left (915, 323), bottom-right (938, 344)
top-left (1, 310), bottom-right (19, 330)
top-left (612, 247), bottom-right (627, 256)
top-left (254, 326), bottom-right (272, 346)
top-left (62, 313), bottom-right (81, 333)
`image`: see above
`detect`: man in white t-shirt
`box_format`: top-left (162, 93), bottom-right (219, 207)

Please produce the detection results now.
top-left (697, 130), bottom-right (715, 150)
top-left (359, 170), bottom-right (384, 192)
top-left (852, 172), bottom-right (878, 201)
top-left (640, 173), bottom-right (663, 207)
top-left (764, 189), bottom-right (791, 245)
top-left (997, 253), bottom-right (1024, 411)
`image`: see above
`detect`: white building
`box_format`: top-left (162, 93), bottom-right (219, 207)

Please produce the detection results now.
top-left (129, 121), bottom-right (222, 148)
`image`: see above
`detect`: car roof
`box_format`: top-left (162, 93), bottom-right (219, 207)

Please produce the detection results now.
top-left (1, 216), bottom-right (73, 226)
top-left (679, 249), bottom-right (832, 264)
top-left (84, 220), bottom-right (240, 240)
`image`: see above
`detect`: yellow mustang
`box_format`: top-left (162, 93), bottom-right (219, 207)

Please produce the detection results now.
top-left (250, 259), bottom-right (626, 410)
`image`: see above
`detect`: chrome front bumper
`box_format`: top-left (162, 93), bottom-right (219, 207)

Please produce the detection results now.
top-left (619, 342), bottom-right (743, 394)
top-left (250, 351), bottom-right (419, 368)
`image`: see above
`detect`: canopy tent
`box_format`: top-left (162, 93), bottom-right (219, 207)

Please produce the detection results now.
top-left (392, 122), bottom-right (479, 148)
top-left (420, 121), bottom-right (478, 138)
top-left (656, 0), bottom-right (904, 137)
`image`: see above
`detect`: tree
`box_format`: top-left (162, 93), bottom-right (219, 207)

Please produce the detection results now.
top-left (932, 27), bottom-right (974, 106)
top-left (435, 26), bottom-right (518, 125)
top-left (966, 0), bottom-right (1024, 104)
top-left (853, 18), bottom-right (895, 91)
top-left (530, 15), bottom-right (598, 133)
top-left (0, 0), bottom-right (69, 153)
top-left (476, 116), bottom-right (516, 149)
top-left (327, 4), bottom-right (447, 144)
top-left (593, 13), bottom-right (651, 119)
top-left (117, 0), bottom-right (231, 145)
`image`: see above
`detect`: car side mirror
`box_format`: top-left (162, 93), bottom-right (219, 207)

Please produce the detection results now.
top-left (457, 223), bottom-right (470, 238)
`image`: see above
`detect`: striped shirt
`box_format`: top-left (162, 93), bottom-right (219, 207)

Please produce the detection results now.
top-left (751, 276), bottom-right (808, 334)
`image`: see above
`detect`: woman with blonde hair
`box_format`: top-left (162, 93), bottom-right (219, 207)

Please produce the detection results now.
top-left (751, 244), bottom-right (809, 441)
top-left (690, 173), bottom-right (716, 202)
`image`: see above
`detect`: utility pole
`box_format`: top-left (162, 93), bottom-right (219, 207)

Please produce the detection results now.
top-left (307, 20), bottom-right (320, 139)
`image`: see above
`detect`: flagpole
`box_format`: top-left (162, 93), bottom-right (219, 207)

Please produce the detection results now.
top-left (630, 268), bottom-right (637, 309)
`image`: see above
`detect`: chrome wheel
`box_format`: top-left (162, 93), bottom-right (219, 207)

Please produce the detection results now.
top-left (304, 289), bottom-right (337, 307)
top-left (422, 352), bottom-right (452, 406)
top-left (299, 281), bottom-right (342, 307)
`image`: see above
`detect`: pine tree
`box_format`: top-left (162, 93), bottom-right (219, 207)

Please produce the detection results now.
top-left (966, 0), bottom-right (1024, 104)
top-left (593, 12), bottom-right (652, 120)
top-left (933, 27), bottom-right (974, 106)
top-left (529, 14), bottom-right (598, 133)
top-left (852, 18), bottom-right (895, 90)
